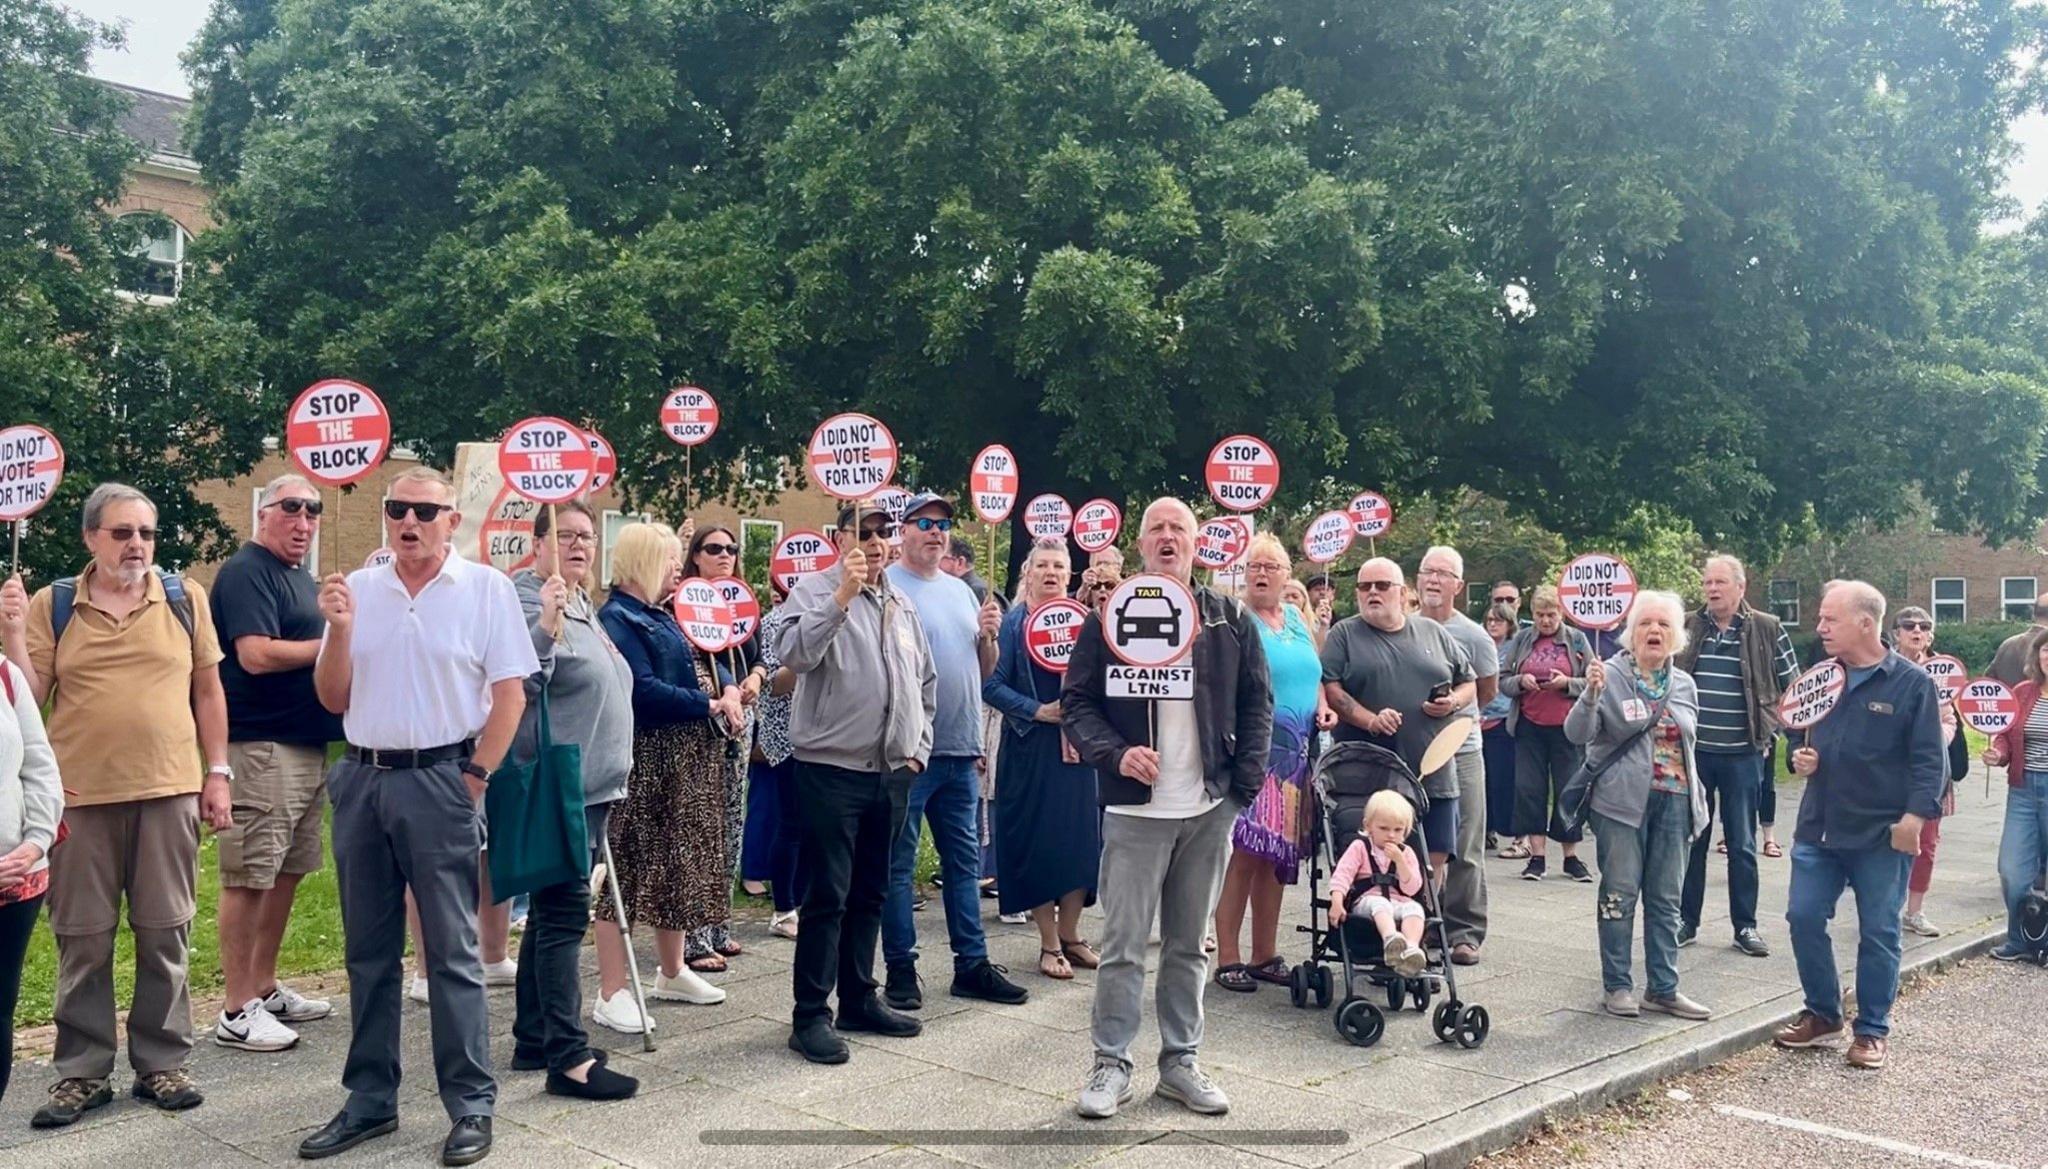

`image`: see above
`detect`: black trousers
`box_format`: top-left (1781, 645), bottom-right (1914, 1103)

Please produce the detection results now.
top-left (0, 894), bottom-right (45, 1106)
top-left (511, 804), bottom-right (610, 1075)
top-left (1512, 722), bottom-right (1584, 843)
top-left (790, 762), bottom-right (910, 1025)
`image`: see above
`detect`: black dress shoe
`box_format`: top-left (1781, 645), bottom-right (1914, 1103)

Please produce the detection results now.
top-left (788, 1018), bottom-right (850, 1064)
top-left (442, 1116), bottom-right (492, 1167)
top-left (298, 1110), bottom-right (398, 1160)
top-left (837, 995), bottom-right (923, 1037)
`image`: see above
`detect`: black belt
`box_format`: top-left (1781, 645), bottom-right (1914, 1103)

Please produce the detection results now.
top-left (346, 740), bottom-right (475, 770)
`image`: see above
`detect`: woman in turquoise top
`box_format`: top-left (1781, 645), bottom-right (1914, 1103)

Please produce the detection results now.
top-left (1214, 535), bottom-right (1337, 992)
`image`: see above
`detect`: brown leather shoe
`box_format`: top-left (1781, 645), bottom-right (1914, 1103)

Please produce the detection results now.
top-left (1845, 1035), bottom-right (1887, 1069)
top-left (1772, 1010), bottom-right (1847, 1048)
top-left (1450, 943), bottom-right (1480, 966)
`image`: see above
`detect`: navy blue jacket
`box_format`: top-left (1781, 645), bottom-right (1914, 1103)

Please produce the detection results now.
top-left (598, 591), bottom-right (729, 731)
top-left (1795, 651), bottom-right (1946, 851)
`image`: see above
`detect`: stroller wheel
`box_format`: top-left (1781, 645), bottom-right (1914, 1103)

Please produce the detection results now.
top-left (1335, 998), bottom-right (1385, 1048)
top-left (1431, 1001), bottom-right (1459, 1043)
top-left (1313, 965), bottom-right (1333, 1009)
top-left (1456, 1004), bottom-right (1491, 1049)
top-left (1288, 964), bottom-right (1310, 1009)
top-left (1411, 979), bottom-right (1432, 1013)
top-left (1385, 979), bottom-right (1405, 1011)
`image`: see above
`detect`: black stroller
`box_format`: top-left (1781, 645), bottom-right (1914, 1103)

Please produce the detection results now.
top-left (1287, 738), bottom-right (1490, 1049)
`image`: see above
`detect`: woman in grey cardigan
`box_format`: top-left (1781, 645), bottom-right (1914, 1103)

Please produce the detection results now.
top-left (0, 652), bottom-right (63, 1104)
top-left (1564, 589), bottom-right (1713, 1022)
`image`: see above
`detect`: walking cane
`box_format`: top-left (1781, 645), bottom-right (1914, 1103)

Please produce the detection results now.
top-left (598, 832), bottom-right (657, 1053)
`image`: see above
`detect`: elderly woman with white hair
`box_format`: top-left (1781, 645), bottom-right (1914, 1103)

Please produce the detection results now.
top-left (1563, 590), bottom-right (1713, 1022)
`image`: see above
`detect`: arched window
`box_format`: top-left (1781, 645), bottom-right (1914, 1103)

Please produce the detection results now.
top-left (118, 213), bottom-right (188, 299)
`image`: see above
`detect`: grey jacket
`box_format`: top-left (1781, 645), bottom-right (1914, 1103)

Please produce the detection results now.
top-left (0, 660), bottom-right (62, 875)
top-left (511, 571), bottom-right (634, 807)
top-left (775, 564), bottom-right (936, 774)
top-left (1562, 652), bottom-right (1709, 839)
top-left (1498, 624), bottom-right (1595, 734)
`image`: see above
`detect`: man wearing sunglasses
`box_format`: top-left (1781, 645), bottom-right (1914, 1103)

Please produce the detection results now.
top-left (880, 493), bottom-right (1022, 1013)
top-left (775, 500), bottom-right (938, 1065)
top-left (207, 474), bottom-right (343, 1057)
top-left (1, 482), bottom-right (232, 1127)
top-left (302, 467), bottom-right (538, 1166)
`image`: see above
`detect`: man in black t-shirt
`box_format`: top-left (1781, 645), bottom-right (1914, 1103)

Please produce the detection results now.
top-left (207, 474), bottom-right (345, 1054)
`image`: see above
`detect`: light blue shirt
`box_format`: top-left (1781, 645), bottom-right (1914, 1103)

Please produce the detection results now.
top-left (887, 564), bottom-right (984, 757)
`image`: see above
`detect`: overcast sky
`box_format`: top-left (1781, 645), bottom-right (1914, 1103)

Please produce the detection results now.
top-left (63, 0), bottom-right (2048, 228)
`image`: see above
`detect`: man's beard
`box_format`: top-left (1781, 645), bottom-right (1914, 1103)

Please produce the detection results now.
top-left (114, 564), bottom-right (148, 587)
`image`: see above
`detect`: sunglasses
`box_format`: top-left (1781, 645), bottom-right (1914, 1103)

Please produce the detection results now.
top-left (908, 517), bottom-right (955, 533)
top-left (1896, 621), bottom-right (1932, 632)
top-left (856, 524), bottom-right (897, 541)
top-left (1356, 580), bottom-right (1399, 593)
top-left (263, 498), bottom-right (324, 517)
top-left (697, 542), bottom-right (739, 557)
top-left (383, 500), bottom-right (452, 522)
top-left (96, 525), bottom-right (157, 543)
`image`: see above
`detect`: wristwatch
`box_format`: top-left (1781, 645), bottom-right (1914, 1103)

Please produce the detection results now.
top-left (460, 760), bottom-right (490, 783)
top-left (205, 764), bottom-right (233, 781)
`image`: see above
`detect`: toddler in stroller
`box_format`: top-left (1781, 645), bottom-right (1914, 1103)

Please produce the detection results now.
top-left (1328, 791), bottom-right (1428, 978)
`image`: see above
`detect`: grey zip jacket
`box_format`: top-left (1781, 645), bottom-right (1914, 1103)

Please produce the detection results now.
top-left (1562, 651), bottom-right (1710, 840)
top-left (775, 563), bottom-right (936, 773)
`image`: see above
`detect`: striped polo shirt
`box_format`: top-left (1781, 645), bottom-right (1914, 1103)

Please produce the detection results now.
top-left (1692, 610), bottom-right (1798, 753)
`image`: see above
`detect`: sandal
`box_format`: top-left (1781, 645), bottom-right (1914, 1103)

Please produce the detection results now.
top-left (1249, 957), bottom-right (1292, 986)
top-left (686, 954), bottom-right (727, 973)
top-left (1716, 840), bottom-right (1727, 855)
top-left (1038, 949), bottom-right (1074, 980)
top-left (1497, 841), bottom-right (1530, 860)
top-left (1762, 840), bottom-right (1783, 858)
top-left (1060, 938), bottom-right (1101, 970)
top-left (717, 939), bottom-right (744, 958)
top-left (1213, 963), bottom-right (1258, 993)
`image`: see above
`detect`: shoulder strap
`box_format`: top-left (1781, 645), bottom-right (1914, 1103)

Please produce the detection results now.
top-left (1583, 693), bottom-right (1670, 780)
top-left (156, 568), bottom-right (195, 640)
top-left (49, 571), bottom-right (194, 644)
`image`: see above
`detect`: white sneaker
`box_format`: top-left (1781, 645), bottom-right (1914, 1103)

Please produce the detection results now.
top-left (650, 966), bottom-right (726, 1005)
top-left (770, 912), bottom-right (800, 940)
top-left (1902, 911), bottom-right (1942, 938)
top-left (408, 976), bottom-right (430, 1004)
top-left (999, 911), bottom-right (1030, 925)
top-left (483, 958), bottom-right (518, 986)
top-left (590, 988), bottom-right (656, 1034)
top-left (261, 982), bottom-right (333, 1023)
top-left (214, 999), bottom-right (299, 1052)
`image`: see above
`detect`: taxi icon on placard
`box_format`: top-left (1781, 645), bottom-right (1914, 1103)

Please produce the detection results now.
top-left (1115, 589), bottom-right (1182, 648)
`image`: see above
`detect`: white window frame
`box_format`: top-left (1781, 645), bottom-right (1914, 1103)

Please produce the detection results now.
top-left (2003, 576), bottom-right (2037, 622)
top-left (1931, 577), bottom-right (1967, 625)
top-left (1768, 578), bottom-right (1800, 628)
top-left (115, 213), bottom-right (188, 303)
top-left (248, 487), bottom-right (318, 576)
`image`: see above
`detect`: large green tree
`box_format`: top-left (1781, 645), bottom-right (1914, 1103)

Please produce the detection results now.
top-left (0, 0), bottom-right (267, 582)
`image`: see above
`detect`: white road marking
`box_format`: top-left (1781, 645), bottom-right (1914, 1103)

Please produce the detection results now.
top-left (1710, 1104), bottom-right (2016, 1169)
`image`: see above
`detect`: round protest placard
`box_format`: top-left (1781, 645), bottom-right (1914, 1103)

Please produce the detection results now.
top-left (1104, 573), bottom-right (1199, 667)
top-left (585, 429), bottom-right (617, 493)
top-left (1024, 493), bottom-right (1073, 540)
top-left (1024, 597), bottom-right (1090, 673)
top-left (1922, 654), bottom-right (1968, 705)
top-left (672, 577), bottom-right (734, 653)
top-left (771, 530), bottom-right (839, 592)
top-left (1777, 660), bottom-right (1847, 731)
top-left (287, 379), bottom-right (391, 488)
top-left (1301, 510), bottom-right (1354, 565)
top-left (1205, 434), bottom-right (1281, 513)
top-left (0, 425), bottom-right (65, 522)
top-left (660, 385), bottom-right (720, 447)
top-left (806, 413), bottom-right (898, 500)
top-left (710, 575), bottom-right (761, 646)
top-left (498, 415), bottom-right (597, 504)
top-left (362, 547), bottom-right (395, 570)
top-left (1194, 515), bottom-right (1250, 571)
top-left (971, 445), bottom-right (1019, 524)
top-left (1347, 491), bottom-right (1394, 539)
top-left (1073, 499), bottom-right (1122, 554)
top-left (1959, 677), bottom-right (2019, 735)
top-left (1556, 552), bottom-right (1638, 631)
top-left (872, 487), bottom-right (912, 522)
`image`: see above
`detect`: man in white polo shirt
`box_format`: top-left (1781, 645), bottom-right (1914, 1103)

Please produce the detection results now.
top-left (300, 467), bottom-right (536, 1168)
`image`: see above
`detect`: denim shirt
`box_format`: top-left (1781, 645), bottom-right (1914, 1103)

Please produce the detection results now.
top-left (597, 591), bottom-right (731, 732)
top-left (1795, 651), bottom-right (1946, 851)
top-left (983, 603), bottom-right (1058, 739)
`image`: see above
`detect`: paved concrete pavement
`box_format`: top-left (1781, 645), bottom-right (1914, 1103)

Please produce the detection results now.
top-left (0, 774), bottom-right (2019, 1168)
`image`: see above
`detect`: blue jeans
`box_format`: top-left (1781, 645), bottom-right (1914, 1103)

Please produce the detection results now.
top-left (883, 756), bottom-right (988, 973)
top-left (1680, 749), bottom-right (1762, 933)
top-left (1785, 841), bottom-right (1911, 1038)
top-left (1590, 792), bottom-right (1691, 997)
top-left (1998, 771), bottom-right (2048, 948)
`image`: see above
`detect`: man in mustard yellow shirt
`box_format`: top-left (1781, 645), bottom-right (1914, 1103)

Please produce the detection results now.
top-left (0, 483), bottom-right (232, 1127)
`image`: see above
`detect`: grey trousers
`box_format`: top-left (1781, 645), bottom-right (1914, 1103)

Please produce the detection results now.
top-left (1441, 750), bottom-right (1489, 949)
top-left (1092, 800), bottom-right (1234, 1070)
top-left (329, 758), bottom-right (494, 1122)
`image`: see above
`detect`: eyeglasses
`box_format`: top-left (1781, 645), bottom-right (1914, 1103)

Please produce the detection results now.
top-left (556, 532), bottom-right (596, 547)
top-left (1244, 562), bottom-right (1289, 575)
top-left (1356, 580), bottom-right (1399, 593)
top-left (383, 500), bottom-right (451, 522)
top-left (96, 525), bottom-right (157, 543)
top-left (858, 524), bottom-right (897, 541)
top-left (697, 542), bottom-right (739, 557)
top-left (908, 517), bottom-right (955, 533)
top-left (263, 498), bottom-right (324, 517)
top-left (1417, 567), bottom-right (1458, 580)
top-left (1896, 621), bottom-right (1932, 632)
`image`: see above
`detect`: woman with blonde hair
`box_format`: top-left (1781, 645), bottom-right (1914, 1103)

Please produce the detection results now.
top-left (589, 522), bottom-right (744, 1033)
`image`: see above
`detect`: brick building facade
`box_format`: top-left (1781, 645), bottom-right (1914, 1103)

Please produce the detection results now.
top-left (1750, 520), bottom-right (2048, 633)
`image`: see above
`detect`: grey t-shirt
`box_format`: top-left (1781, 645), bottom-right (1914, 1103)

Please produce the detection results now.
top-left (1320, 614), bottom-right (1474, 796)
top-left (1440, 611), bottom-right (1498, 756)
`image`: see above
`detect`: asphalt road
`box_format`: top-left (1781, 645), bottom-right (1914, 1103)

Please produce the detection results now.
top-left (1479, 956), bottom-right (2048, 1169)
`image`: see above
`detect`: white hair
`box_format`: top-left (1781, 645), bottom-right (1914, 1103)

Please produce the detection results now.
top-left (1624, 590), bottom-right (1690, 657)
top-left (1703, 554), bottom-right (1746, 586)
top-left (1823, 579), bottom-right (1887, 625)
top-left (1420, 545), bottom-right (1464, 579)
top-left (1141, 497), bottom-right (1197, 533)
top-left (259, 473), bottom-right (317, 506)
top-left (1356, 556), bottom-right (1405, 585)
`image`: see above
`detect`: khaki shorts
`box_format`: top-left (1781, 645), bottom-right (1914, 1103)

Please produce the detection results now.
top-left (220, 741), bottom-right (328, 889)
